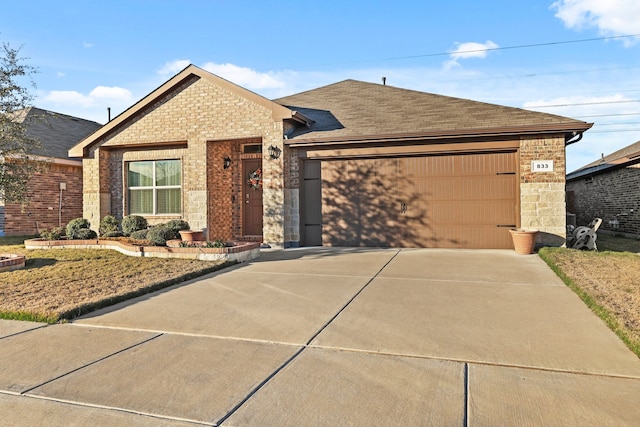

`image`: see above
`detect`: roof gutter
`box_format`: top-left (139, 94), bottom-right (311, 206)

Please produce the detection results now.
top-left (286, 122), bottom-right (594, 148)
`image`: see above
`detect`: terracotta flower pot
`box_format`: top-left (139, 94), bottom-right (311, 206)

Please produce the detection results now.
top-left (179, 230), bottom-right (205, 242)
top-left (509, 229), bottom-right (539, 255)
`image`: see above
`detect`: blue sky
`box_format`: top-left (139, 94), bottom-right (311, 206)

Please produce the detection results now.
top-left (3, 0), bottom-right (640, 172)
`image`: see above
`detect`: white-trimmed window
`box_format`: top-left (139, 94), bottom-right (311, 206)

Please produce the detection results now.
top-left (127, 160), bottom-right (181, 215)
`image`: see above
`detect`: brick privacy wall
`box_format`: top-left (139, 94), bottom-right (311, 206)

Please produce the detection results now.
top-left (566, 164), bottom-right (640, 236)
top-left (85, 76), bottom-right (287, 245)
top-left (519, 134), bottom-right (567, 246)
top-left (206, 140), bottom-right (234, 240)
top-left (4, 162), bottom-right (83, 235)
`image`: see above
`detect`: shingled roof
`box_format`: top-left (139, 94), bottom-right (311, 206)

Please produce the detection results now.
top-left (274, 80), bottom-right (592, 145)
top-left (567, 139), bottom-right (640, 181)
top-left (14, 107), bottom-right (101, 159)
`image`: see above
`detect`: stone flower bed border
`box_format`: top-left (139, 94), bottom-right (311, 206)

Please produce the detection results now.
top-left (0, 254), bottom-right (27, 272)
top-left (24, 238), bottom-right (260, 263)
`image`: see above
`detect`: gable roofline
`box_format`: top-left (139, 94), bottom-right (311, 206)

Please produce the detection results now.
top-left (567, 139), bottom-right (640, 181)
top-left (274, 79), bottom-right (593, 147)
top-left (69, 64), bottom-right (295, 158)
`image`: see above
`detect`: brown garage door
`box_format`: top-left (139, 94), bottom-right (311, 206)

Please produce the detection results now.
top-left (303, 151), bottom-right (518, 249)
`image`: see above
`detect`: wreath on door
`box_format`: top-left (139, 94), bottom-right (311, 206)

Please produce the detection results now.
top-left (247, 168), bottom-right (263, 190)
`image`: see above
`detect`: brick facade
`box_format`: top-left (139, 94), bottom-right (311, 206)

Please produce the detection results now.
top-left (3, 161), bottom-right (83, 236)
top-left (519, 134), bottom-right (567, 246)
top-left (81, 74), bottom-right (288, 246)
top-left (567, 164), bottom-right (640, 237)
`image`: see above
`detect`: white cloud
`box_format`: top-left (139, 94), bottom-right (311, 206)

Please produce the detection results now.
top-left (89, 86), bottom-right (133, 101)
top-left (551, 0), bottom-right (640, 45)
top-left (39, 86), bottom-right (134, 123)
top-left (444, 40), bottom-right (499, 69)
top-left (43, 86), bottom-right (133, 107)
top-left (201, 62), bottom-right (289, 90)
top-left (56, 72), bottom-right (65, 78)
top-left (43, 90), bottom-right (94, 107)
top-left (83, 42), bottom-right (94, 48)
top-left (158, 59), bottom-right (191, 75)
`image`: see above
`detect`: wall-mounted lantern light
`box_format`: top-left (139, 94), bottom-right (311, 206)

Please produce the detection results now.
top-left (268, 145), bottom-right (281, 160)
top-left (223, 156), bottom-right (232, 169)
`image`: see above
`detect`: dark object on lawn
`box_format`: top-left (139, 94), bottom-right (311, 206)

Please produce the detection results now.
top-left (567, 218), bottom-right (602, 251)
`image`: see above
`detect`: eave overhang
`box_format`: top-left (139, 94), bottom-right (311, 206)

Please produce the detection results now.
top-left (285, 122), bottom-right (593, 148)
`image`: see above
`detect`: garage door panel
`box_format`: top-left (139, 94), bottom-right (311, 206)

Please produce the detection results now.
top-left (311, 151), bottom-right (518, 249)
top-left (321, 158), bottom-right (404, 247)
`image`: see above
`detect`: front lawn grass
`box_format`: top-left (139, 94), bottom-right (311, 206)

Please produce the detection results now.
top-left (539, 233), bottom-right (640, 359)
top-left (0, 236), bottom-right (230, 323)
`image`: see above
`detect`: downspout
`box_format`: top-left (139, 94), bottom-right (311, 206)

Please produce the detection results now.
top-left (565, 131), bottom-right (584, 146)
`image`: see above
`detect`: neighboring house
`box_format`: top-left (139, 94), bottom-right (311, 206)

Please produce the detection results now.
top-left (566, 140), bottom-right (640, 237)
top-left (70, 65), bottom-right (592, 249)
top-left (0, 107), bottom-right (101, 236)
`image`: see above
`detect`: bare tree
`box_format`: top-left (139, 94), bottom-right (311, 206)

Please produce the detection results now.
top-left (0, 41), bottom-right (41, 204)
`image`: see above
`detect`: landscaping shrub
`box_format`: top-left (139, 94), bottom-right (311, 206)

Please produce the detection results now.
top-left (66, 218), bottom-right (92, 240)
top-left (99, 215), bottom-right (120, 236)
top-left (146, 225), bottom-right (172, 246)
top-left (40, 227), bottom-right (65, 241)
top-left (130, 229), bottom-right (149, 240)
top-left (121, 215), bottom-right (148, 236)
top-left (165, 219), bottom-right (190, 239)
top-left (75, 228), bottom-right (98, 240)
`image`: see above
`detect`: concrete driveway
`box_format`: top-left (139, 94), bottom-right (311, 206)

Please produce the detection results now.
top-left (1, 248), bottom-right (640, 426)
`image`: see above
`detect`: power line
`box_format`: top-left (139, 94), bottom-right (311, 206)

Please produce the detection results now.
top-left (441, 65), bottom-right (640, 84)
top-left (375, 33), bottom-right (640, 62)
top-left (451, 34), bottom-right (640, 56)
top-left (594, 122), bottom-right (640, 127)
top-left (292, 33), bottom-right (640, 68)
top-left (589, 129), bottom-right (640, 134)
top-left (528, 99), bottom-right (640, 108)
top-left (575, 112), bottom-right (640, 118)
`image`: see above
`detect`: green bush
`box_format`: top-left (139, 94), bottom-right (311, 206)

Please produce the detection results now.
top-left (161, 219), bottom-right (189, 241)
top-left (121, 215), bottom-right (148, 236)
top-left (130, 229), bottom-right (149, 240)
top-left (75, 228), bottom-right (98, 240)
top-left (146, 225), bottom-right (172, 246)
top-left (99, 215), bottom-right (120, 236)
top-left (40, 227), bottom-right (65, 241)
top-left (66, 218), bottom-right (92, 240)
top-left (165, 219), bottom-right (190, 236)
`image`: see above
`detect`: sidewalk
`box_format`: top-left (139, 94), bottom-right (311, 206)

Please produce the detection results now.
top-left (1, 248), bottom-right (639, 426)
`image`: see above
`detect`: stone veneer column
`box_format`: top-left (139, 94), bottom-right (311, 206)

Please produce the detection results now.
top-left (83, 148), bottom-right (111, 232)
top-left (519, 135), bottom-right (567, 246)
top-left (261, 122), bottom-right (287, 248)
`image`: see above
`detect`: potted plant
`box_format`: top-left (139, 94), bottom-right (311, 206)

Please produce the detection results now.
top-left (509, 228), bottom-right (539, 255)
top-left (179, 230), bottom-right (205, 242)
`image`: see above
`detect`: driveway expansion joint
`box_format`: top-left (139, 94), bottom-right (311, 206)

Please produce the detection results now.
top-left (12, 393), bottom-right (212, 426)
top-left (303, 344), bottom-right (640, 381)
top-left (20, 333), bottom-right (164, 395)
top-left (215, 249), bottom-right (403, 424)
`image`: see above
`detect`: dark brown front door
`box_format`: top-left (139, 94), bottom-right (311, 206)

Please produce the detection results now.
top-left (243, 159), bottom-right (263, 236)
